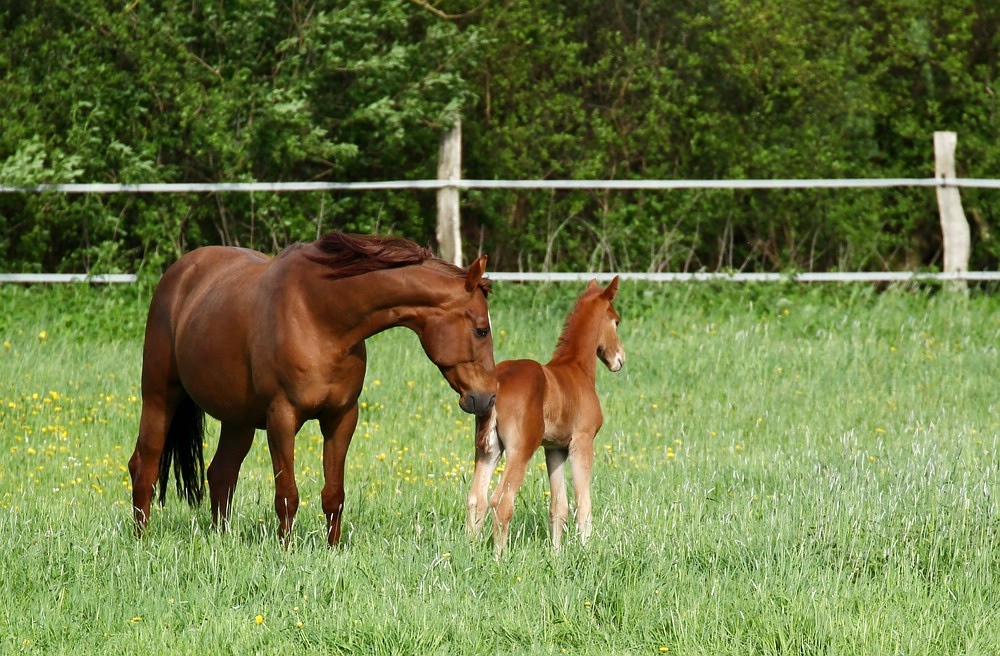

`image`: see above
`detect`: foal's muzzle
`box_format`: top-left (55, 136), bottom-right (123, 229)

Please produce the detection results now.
top-left (460, 390), bottom-right (496, 417)
top-left (599, 347), bottom-right (626, 372)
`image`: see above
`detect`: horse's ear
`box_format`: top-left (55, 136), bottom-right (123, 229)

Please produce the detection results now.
top-left (465, 255), bottom-right (488, 293)
top-left (603, 275), bottom-right (620, 301)
top-left (587, 279), bottom-right (600, 291)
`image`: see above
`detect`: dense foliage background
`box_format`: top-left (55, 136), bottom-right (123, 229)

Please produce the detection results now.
top-left (1, 0), bottom-right (997, 273)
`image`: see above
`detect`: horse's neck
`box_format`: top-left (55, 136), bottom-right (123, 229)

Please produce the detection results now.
top-left (320, 265), bottom-right (445, 337)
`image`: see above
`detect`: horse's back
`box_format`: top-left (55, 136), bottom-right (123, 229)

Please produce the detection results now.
top-left (149, 246), bottom-right (270, 325)
top-left (155, 246), bottom-right (269, 300)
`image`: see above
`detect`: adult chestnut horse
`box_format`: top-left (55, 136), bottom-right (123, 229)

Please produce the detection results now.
top-left (467, 277), bottom-right (623, 556)
top-left (128, 231), bottom-right (496, 545)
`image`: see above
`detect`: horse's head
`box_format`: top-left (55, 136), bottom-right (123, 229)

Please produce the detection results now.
top-left (590, 276), bottom-right (625, 372)
top-left (417, 255), bottom-right (497, 416)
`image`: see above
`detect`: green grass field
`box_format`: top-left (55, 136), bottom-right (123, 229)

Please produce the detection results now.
top-left (0, 281), bottom-right (997, 655)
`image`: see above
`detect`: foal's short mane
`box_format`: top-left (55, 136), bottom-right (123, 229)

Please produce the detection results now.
top-left (551, 287), bottom-right (602, 360)
top-left (300, 231), bottom-right (491, 295)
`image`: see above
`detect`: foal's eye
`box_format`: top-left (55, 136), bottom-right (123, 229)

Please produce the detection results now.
top-left (474, 327), bottom-right (490, 338)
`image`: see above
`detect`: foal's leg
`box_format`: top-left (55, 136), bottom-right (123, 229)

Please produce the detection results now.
top-left (489, 446), bottom-right (534, 557)
top-left (467, 444), bottom-right (502, 538)
top-left (568, 435), bottom-right (596, 544)
top-left (319, 404), bottom-right (359, 546)
top-left (265, 402), bottom-right (302, 543)
top-left (467, 410), bottom-right (502, 538)
top-left (207, 422), bottom-right (255, 531)
top-left (544, 447), bottom-right (570, 550)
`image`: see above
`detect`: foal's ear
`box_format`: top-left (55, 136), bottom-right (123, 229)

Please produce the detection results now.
top-left (603, 275), bottom-right (620, 301)
top-left (465, 255), bottom-right (488, 293)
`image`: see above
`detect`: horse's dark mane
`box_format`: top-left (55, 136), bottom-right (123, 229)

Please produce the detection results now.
top-left (302, 232), bottom-right (433, 276)
top-left (299, 231), bottom-right (491, 295)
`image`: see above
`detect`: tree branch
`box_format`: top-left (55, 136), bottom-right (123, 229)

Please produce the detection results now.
top-left (406, 0), bottom-right (490, 21)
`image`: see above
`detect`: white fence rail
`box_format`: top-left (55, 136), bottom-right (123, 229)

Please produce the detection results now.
top-left (489, 271), bottom-right (1000, 283)
top-left (1, 128), bottom-right (997, 284)
top-left (1, 271), bottom-right (998, 285)
top-left (3, 177), bottom-right (1000, 194)
top-left (0, 273), bottom-right (138, 284)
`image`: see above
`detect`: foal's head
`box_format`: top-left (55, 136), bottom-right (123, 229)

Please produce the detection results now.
top-left (589, 276), bottom-right (624, 372)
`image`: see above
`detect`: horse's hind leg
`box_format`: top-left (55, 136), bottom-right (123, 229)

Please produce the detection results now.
top-left (128, 383), bottom-right (183, 534)
top-left (544, 447), bottom-right (570, 550)
top-left (129, 299), bottom-right (186, 535)
top-left (207, 423), bottom-right (255, 532)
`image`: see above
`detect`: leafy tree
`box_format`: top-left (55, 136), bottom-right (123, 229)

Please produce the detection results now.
top-left (461, 0), bottom-right (998, 271)
top-left (0, 0), bottom-right (480, 272)
top-left (0, 0), bottom-right (996, 273)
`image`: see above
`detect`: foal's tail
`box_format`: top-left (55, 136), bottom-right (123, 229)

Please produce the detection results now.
top-left (475, 405), bottom-right (498, 452)
top-left (157, 392), bottom-right (206, 507)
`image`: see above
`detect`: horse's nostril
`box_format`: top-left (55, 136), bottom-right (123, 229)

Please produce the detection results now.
top-left (461, 391), bottom-right (496, 416)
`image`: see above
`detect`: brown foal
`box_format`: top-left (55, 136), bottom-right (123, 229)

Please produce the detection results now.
top-left (467, 276), bottom-right (624, 556)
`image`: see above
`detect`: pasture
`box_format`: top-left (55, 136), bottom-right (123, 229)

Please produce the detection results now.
top-left (0, 281), bottom-right (997, 655)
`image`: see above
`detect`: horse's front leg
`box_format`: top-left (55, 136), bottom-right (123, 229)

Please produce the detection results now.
top-left (266, 403), bottom-right (303, 544)
top-left (319, 403), bottom-right (358, 546)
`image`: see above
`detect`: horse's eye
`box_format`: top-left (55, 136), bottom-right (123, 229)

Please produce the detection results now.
top-left (474, 327), bottom-right (490, 338)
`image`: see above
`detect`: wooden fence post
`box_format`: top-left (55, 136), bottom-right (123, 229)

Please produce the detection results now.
top-left (436, 120), bottom-right (462, 266)
top-left (933, 131), bottom-right (970, 284)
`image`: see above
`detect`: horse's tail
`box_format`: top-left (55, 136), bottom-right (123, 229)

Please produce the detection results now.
top-left (475, 405), bottom-right (498, 452)
top-left (157, 392), bottom-right (206, 507)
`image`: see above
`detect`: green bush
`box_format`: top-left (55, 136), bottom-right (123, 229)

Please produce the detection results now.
top-left (1, 1), bottom-right (997, 273)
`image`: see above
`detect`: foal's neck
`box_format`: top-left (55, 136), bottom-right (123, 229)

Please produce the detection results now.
top-left (547, 305), bottom-right (600, 379)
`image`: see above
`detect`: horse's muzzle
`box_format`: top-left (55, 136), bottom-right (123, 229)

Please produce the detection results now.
top-left (460, 390), bottom-right (496, 416)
